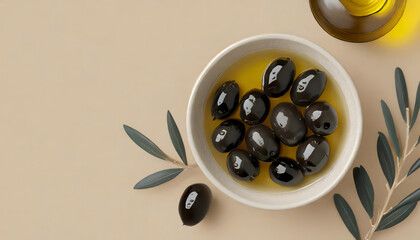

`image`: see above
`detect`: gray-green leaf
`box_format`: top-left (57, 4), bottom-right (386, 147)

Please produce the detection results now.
top-left (408, 158), bottom-right (420, 176)
top-left (133, 168), bottom-right (184, 189)
top-left (381, 100), bottom-right (401, 158)
top-left (395, 67), bottom-right (409, 122)
top-left (334, 194), bottom-right (361, 240)
top-left (377, 132), bottom-right (396, 187)
top-left (417, 136), bottom-right (420, 147)
top-left (376, 202), bottom-right (417, 231)
top-left (167, 111), bottom-right (187, 165)
top-left (410, 82), bottom-right (420, 130)
top-left (353, 166), bottom-right (374, 218)
top-left (123, 124), bottom-right (166, 160)
top-left (393, 188), bottom-right (420, 211)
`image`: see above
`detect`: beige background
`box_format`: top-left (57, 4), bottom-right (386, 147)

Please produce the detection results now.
top-left (1, 0), bottom-right (420, 239)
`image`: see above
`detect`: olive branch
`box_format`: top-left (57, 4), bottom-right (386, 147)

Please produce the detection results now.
top-left (334, 68), bottom-right (420, 240)
top-left (123, 111), bottom-right (194, 189)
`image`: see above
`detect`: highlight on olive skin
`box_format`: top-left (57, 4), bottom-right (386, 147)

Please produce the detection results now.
top-left (179, 184), bottom-right (212, 226)
top-left (226, 149), bottom-right (260, 181)
top-left (212, 119), bottom-right (245, 153)
top-left (211, 80), bottom-right (239, 120)
top-left (262, 57), bottom-right (296, 98)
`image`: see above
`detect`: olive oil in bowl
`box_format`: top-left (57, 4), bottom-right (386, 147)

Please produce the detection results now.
top-left (204, 49), bottom-right (349, 192)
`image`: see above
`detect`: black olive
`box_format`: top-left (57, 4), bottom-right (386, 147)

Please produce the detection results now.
top-left (304, 102), bottom-right (338, 136)
top-left (270, 102), bottom-right (307, 146)
top-left (227, 149), bottom-right (260, 181)
top-left (296, 135), bottom-right (329, 175)
top-left (212, 119), bottom-right (245, 152)
top-left (211, 81), bottom-right (239, 119)
top-left (179, 183), bottom-right (212, 226)
top-left (239, 89), bottom-right (270, 125)
top-left (262, 58), bottom-right (296, 98)
top-left (245, 125), bottom-right (280, 162)
top-left (290, 69), bottom-right (327, 106)
top-left (269, 157), bottom-right (304, 186)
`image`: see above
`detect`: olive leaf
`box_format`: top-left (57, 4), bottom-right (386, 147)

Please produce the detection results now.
top-left (417, 136), bottom-right (420, 147)
top-left (167, 111), bottom-right (187, 165)
top-left (392, 188), bottom-right (420, 211)
top-left (353, 166), bottom-right (374, 218)
top-left (377, 132), bottom-right (396, 187)
top-left (334, 194), bottom-right (361, 240)
top-left (123, 124), bottom-right (166, 160)
top-left (395, 67), bottom-right (409, 122)
top-left (376, 202), bottom-right (417, 231)
top-left (134, 168), bottom-right (184, 189)
top-left (123, 111), bottom-right (187, 165)
top-left (410, 82), bottom-right (420, 130)
top-left (381, 100), bottom-right (401, 159)
top-left (408, 158), bottom-right (420, 176)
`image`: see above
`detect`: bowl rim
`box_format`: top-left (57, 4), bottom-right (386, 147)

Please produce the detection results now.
top-left (186, 33), bottom-right (362, 210)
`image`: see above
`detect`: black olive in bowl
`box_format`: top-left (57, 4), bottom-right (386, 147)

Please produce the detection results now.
top-left (245, 125), bottom-right (280, 162)
top-left (269, 157), bottom-right (304, 186)
top-left (211, 81), bottom-right (239, 119)
top-left (270, 102), bottom-right (307, 146)
top-left (239, 89), bottom-right (270, 125)
top-left (296, 135), bottom-right (330, 175)
top-left (227, 149), bottom-right (260, 181)
top-left (304, 102), bottom-right (338, 136)
top-left (262, 58), bottom-right (295, 98)
top-left (290, 69), bottom-right (326, 106)
top-left (212, 119), bottom-right (245, 152)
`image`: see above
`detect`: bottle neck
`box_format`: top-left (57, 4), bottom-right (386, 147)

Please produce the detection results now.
top-left (339, 0), bottom-right (387, 16)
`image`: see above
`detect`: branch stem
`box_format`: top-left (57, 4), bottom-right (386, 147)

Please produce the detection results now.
top-left (165, 155), bottom-right (196, 169)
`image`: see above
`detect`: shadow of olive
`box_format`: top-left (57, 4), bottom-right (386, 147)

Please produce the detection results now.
top-left (201, 193), bottom-right (222, 225)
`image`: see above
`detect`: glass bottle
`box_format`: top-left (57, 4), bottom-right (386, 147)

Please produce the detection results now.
top-left (309, 0), bottom-right (407, 42)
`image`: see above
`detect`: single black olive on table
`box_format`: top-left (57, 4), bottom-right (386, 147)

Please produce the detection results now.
top-left (179, 183), bottom-right (212, 226)
top-left (269, 157), bottom-right (304, 186)
top-left (211, 81), bottom-right (239, 119)
top-left (296, 135), bottom-right (330, 175)
top-left (270, 102), bottom-right (307, 146)
top-left (212, 119), bottom-right (245, 152)
top-left (262, 58), bottom-right (296, 98)
top-left (239, 89), bottom-right (270, 125)
top-left (245, 125), bottom-right (280, 162)
top-left (227, 149), bottom-right (260, 181)
top-left (304, 102), bottom-right (338, 136)
top-left (290, 69), bottom-right (327, 106)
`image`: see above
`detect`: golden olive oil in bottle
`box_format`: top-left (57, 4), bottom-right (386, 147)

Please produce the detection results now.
top-left (310, 0), bottom-right (407, 42)
top-left (204, 50), bottom-right (348, 192)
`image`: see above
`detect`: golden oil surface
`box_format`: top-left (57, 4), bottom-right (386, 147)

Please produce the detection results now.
top-left (339, 0), bottom-right (387, 16)
top-left (204, 49), bottom-right (348, 192)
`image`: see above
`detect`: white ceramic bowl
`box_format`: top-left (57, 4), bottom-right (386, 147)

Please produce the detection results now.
top-left (186, 34), bottom-right (362, 210)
